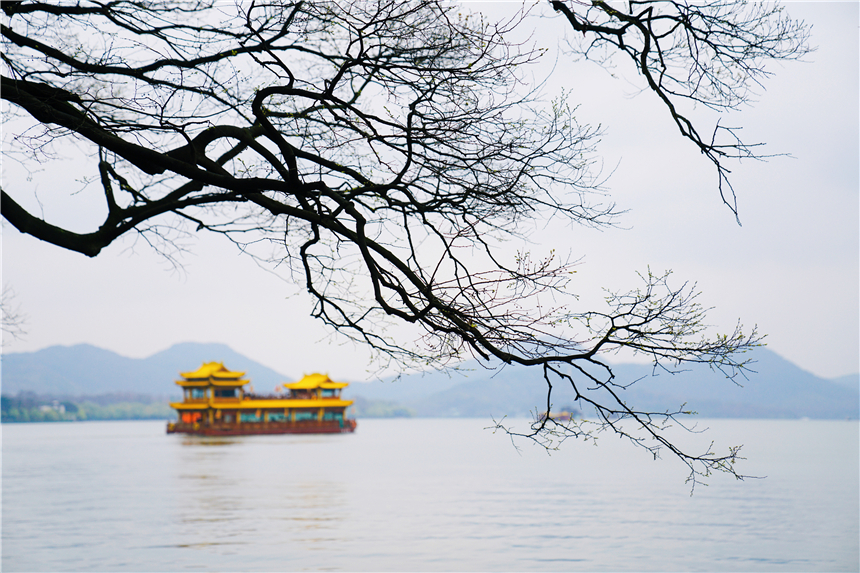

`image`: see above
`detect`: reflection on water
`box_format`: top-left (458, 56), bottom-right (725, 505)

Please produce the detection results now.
top-left (171, 432), bottom-right (352, 556)
top-left (2, 419), bottom-right (858, 571)
top-left (179, 436), bottom-right (242, 447)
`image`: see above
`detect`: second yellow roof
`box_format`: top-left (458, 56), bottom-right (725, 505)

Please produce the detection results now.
top-left (284, 373), bottom-right (349, 390)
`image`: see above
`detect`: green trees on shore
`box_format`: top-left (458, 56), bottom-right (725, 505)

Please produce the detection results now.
top-left (1, 394), bottom-right (173, 423)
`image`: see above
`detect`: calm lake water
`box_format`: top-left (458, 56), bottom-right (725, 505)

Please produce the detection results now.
top-left (2, 418), bottom-right (858, 571)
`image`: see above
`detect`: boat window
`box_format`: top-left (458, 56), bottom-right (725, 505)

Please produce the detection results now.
top-left (240, 412), bottom-right (260, 422)
top-left (268, 412), bottom-right (286, 422)
top-left (190, 388), bottom-right (206, 399)
top-left (214, 388), bottom-right (238, 398)
top-left (321, 389), bottom-right (336, 398)
top-left (323, 411), bottom-right (343, 421)
top-left (294, 411), bottom-right (316, 421)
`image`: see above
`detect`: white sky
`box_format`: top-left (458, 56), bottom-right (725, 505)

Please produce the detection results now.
top-left (2, 2), bottom-right (858, 381)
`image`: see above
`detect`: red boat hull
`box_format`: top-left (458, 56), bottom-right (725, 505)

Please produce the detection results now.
top-left (167, 419), bottom-right (357, 436)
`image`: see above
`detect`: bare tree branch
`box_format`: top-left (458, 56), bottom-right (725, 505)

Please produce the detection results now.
top-left (550, 0), bottom-right (811, 220)
top-left (1, 284), bottom-right (27, 344)
top-left (1, 0), bottom-right (798, 482)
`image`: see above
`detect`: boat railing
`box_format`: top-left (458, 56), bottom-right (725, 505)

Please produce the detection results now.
top-left (243, 392), bottom-right (340, 401)
top-left (243, 393), bottom-right (288, 400)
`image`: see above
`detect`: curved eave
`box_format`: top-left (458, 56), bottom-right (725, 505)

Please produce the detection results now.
top-left (180, 364), bottom-right (246, 379)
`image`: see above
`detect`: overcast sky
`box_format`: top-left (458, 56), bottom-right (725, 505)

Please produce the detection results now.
top-left (2, 2), bottom-right (857, 382)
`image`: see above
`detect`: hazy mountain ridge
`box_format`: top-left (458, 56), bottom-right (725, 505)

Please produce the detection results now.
top-left (346, 349), bottom-right (859, 419)
top-left (2, 343), bottom-right (857, 419)
top-left (1, 342), bottom-right (290, 396)
top-left (830, 373), bottom-right (860, 390)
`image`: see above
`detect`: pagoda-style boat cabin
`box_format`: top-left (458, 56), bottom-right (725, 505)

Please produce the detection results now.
top-left (167, 363), bottom-right (356, 435)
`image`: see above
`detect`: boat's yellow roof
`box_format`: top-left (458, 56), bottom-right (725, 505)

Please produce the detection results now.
top-left (284, 373), bottom-right (349, 390)
top-left (180, 362), bottom-right (246, 380)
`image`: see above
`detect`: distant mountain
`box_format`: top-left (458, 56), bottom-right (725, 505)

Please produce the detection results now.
top-left (345, 368), bottom-right (473, 402)
top-left (344, 347), bottom-right (860, 420)
top-left (346, 364), bottom-right (551, 417)
top-left (146, 343), bottom-right (290, 393)
top-left (3, 343), bottom-right (858, 419)
top-left (830, 373), bottom-right (860, 391)
top-left (603, 349), bottom-right (859, 419)
top-left (1, 342), bottom-right (289, 397)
